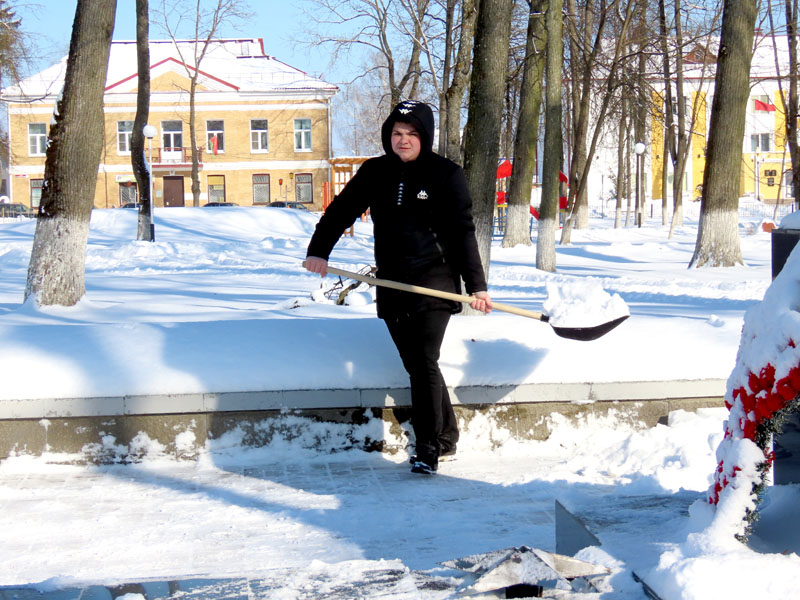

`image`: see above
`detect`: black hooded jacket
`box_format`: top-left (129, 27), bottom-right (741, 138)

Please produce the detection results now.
top-left (307, 100), bottom-right (487, 319)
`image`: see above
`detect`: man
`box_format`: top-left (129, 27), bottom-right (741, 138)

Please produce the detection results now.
top-left (305, 100), bottom-right (492, 474)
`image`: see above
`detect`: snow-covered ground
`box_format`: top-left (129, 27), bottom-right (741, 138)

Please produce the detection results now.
top-left (1, 205), bottom-right (799, 599)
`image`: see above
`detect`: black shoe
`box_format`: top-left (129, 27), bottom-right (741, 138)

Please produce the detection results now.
top-left (410, 460), bottom-right (437, 475)
top-left (409, 445), bottom-right (456, 464)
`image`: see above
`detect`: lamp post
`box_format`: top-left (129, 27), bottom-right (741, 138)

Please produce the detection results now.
top-left (142, 125), bottom-right (157, 242)
top-left (634, 142), bottom-right (646, 228)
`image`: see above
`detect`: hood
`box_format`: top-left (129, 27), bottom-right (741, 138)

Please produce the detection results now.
top-left (381, 100), bottom-right (435, 159)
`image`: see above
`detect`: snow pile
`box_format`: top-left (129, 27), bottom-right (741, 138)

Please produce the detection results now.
top-left (542, 278), bottom-right (629, 327)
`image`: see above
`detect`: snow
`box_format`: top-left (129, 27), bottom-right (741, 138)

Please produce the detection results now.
top-left (1, 205), bottom-right (800, 598)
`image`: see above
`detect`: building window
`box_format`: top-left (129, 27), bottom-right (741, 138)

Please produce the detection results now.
top-left (30, 179), bottom-right (44, 208)
top-left (117, 121), bottom-right (134, 154)
top-left (295, 173), bottom-right (312, 203)
top-left (751, 133), bottom-right (772, 152)
top-left (251, 119), bottom-right (268, 152)
top-left (785, 170), bottom-right (795, 198)
top-left (119, 182), bottom-right (137, 206)
top-left (162, 120), bottom-right (183, 154)
top-left (207, 175), bottom-right (226, 203)
top-left (253, 174), bottom-right (270, 204)
top-left (206, 120), bottom-right (224, 155)
top-left (294, 118), bottom-right (312, 151)
top-left (28, 123), bottom-right (47, 156)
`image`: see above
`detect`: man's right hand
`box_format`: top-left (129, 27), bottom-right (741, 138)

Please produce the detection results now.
top-left (304, 256), bottom-right (329, 277)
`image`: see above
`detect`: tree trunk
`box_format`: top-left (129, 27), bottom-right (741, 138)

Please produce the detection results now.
top-left (444, 0), bottom-right (477, 163)
top-left (190, 75), bottom-right (200, 206)
top-left (503, 0), bottom-right (545, 248)
top-left (615, 96), bottom-right (627, 229)
top-left (133, 0), bottom-right (153, 241)
top-left (437, 0), bottom-right (456, 156)
top-left (689, 0), bottom-right (755, 268)
top-left (785, 0), bottom-right (799, 210)
top-left (536, 0), bottom-right (564, 272)
top-left (24, 0), bottom-right (116, 306)
top-left (462, 0), bottom-right (513, 302)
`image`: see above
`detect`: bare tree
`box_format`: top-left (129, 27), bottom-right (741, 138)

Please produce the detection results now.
top-left (503, 0), bottom-right (546, 248)
top-left (0, 0), bottom-right (23, 89)
top-left (132, 0), bottom-right (153, 241)
top-left (559, 0), bottom-right (640, 245)
top-left (155, 0), bottom-right (250, 207)
top-left (462, 0), bottom-right (514, 295)
top-left (0, 0), bottom-right (23, 172)
top-left (659, 0), bottom-right (720, 237)
top-left (25, 0), bottom-right (117, 306)
top-left (303, 0), bottom-right (432, 107)
top-left (766, 0), bottom-right (799, 213)
top-left (537, 0), bottom-right (564, 272)
top-left (689, 0), bottom-right (756, 268)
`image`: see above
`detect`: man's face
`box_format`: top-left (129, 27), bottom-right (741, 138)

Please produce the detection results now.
top-left (391, 122), bottom-right (421, 162)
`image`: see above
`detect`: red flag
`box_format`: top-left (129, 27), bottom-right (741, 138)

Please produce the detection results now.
top-left (210, 134), bottom-right (219, 155)
top-left (496, 159), bottom-right (512, 179)
top-left (754, 99), bottom-right (776, 112)
top-left (558, 171), bottom-right (569, 183)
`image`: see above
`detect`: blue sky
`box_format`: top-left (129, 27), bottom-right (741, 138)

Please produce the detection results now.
top-left (14, 1), bottom-right (343, 83)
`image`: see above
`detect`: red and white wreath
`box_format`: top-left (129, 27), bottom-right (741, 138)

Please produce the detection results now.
top-left (708, 242), bottom-right (800, 539)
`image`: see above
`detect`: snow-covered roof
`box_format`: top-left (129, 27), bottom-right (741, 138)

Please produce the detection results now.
top-left (2, 38), bottom-right (337, 100)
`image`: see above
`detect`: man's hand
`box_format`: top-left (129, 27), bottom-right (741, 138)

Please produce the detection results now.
top-left (304, 256), bottom-right (329, 277)
top-left (469, 291), bottom-right (493, 314)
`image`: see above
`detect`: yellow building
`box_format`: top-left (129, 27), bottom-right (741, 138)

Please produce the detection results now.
top-left (648, 36), bottom-right (795, 209)
top-left (1, 38), bottom-right (338, 210)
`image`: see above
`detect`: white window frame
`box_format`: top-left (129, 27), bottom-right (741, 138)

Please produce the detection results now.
top-left (294, 118), bottom-right (312, 152)
top-left (295, 172), bottom-right (313, 203)
top-left (250, 119), bottom-right (269, 153)
top-left (206, 120), bottom-right (224, 154)
top-left (117, 120), bottom-right (134, 155)
top-left (750, 133), bottom-right (772, 152)
top-left (253, 174), bottom-right (270, 204)
top-left (28, 123), bottom-right (47, 156)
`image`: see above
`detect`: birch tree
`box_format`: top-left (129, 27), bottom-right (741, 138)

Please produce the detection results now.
top-left (25, 0), bottom-right (117, 306)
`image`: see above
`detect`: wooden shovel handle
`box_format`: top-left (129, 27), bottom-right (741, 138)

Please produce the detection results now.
top-left (305, 261), bottom-right (547, 322)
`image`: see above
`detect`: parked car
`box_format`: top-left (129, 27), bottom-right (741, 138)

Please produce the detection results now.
top-left (120, 202), bottom-right (142, 209)
top-left (267, 201), bottom-right (309, 210)
top-left (0, 203), bottom-right (35, 218)
top-left (203, 201), bottom-right (238, 207)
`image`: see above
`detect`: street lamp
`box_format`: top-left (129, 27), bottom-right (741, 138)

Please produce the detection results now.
top-left (634, 142), bottom-right (646, 228)
top-left (142, 124), bottom-right (157, 242)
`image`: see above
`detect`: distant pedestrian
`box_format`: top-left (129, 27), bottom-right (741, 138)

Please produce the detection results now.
top-left (305, 100), bottom-right (492, 474)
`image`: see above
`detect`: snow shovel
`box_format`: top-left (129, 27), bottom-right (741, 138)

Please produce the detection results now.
top-left (304, 262), bottom-right (628, 341)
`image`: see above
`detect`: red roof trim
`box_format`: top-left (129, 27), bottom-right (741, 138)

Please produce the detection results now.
top-left (105, 56), bottom-right (240, 92)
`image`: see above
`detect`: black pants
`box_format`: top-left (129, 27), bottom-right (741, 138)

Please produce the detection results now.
top-left (384, 309), bottom-right (459, 466)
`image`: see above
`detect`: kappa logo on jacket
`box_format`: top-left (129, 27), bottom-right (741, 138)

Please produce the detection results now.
top-left (417, 190), bottom-right (429, 200)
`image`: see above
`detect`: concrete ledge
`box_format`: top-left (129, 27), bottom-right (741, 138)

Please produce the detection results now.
top-left (0, 380), bottom-right (727, 462)
top-left (0, 379), bottom-right (727, 420)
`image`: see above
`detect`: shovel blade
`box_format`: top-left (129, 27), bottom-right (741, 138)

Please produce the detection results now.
top-left (550, 315), bottom-right (629, 341)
